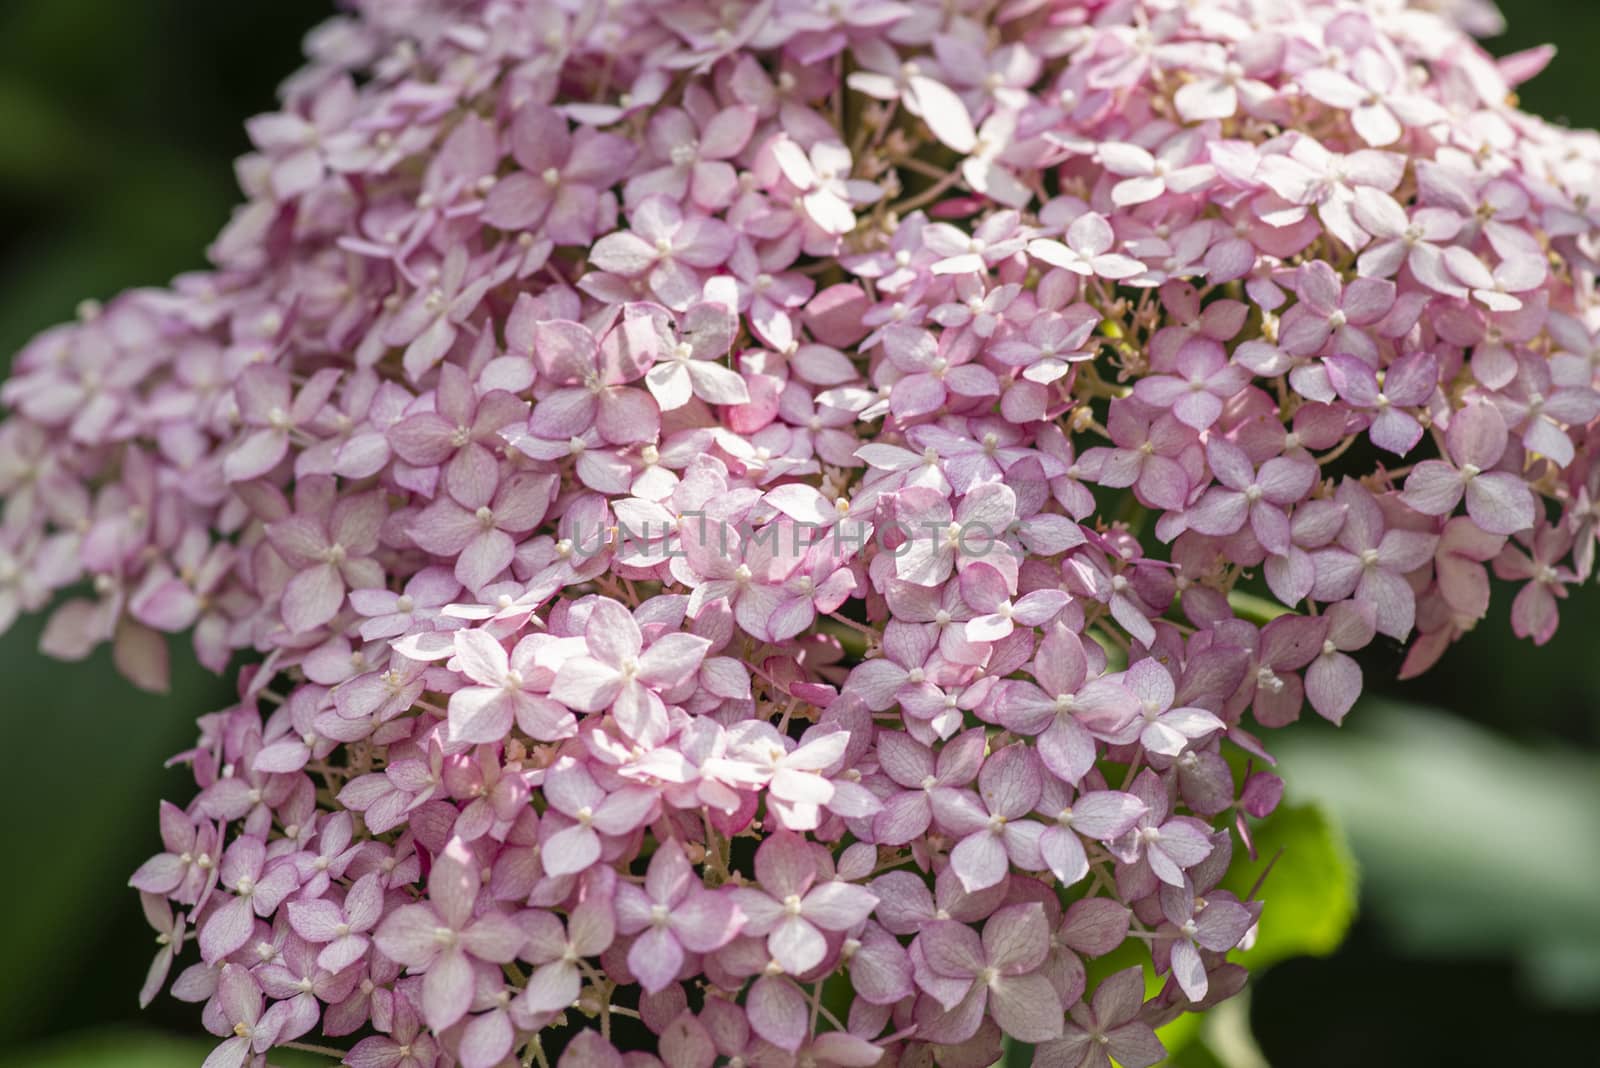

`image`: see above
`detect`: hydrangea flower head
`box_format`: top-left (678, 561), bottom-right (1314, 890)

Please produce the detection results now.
top-left (2, 0), bottom-right (1598, 1064)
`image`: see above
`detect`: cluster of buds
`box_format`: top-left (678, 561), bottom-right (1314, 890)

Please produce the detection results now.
top-left (0, 0), bottom-right (1597, 1065)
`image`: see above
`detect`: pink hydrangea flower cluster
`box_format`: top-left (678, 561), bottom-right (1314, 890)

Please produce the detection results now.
top-left (2, 0), bottom-right (1598, 1065)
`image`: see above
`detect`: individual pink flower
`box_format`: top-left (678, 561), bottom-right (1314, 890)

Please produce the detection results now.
top-left (1108, 770), bottom-right (1215, 888)
top-left (1034, 776), bottom-right (1147, 888)
top-left (264, 482), bottom-right (386, 633)
top-left (548, 597), bottom-right (711, 742)
top-left (1494, 523), bottom-right (1575, 645)
top-left (383, 247), bottom-right (502, 382)
top-left (936, 743), bottom-right (1048, 893)
top-left (1184, 437), bottom-right (1316, 554)
top-left (589, 195), bottom-right (737, 308)
top-left (1081, 403), bottom-right (1197, 512)
top-left (628, 101), bottom-right (756, 210)
top-left (1159, 881), bottom-right (1255, 1001)
top-left (1278, 260), bottom-right (1395, 361)
top-left (409, 472), bottom-right (556, 593)
top-left (1305, 600), bottom-right (1377, 725)
top-left (994, 626), bottom-right (1138, 784)
top-left (524, 315), bottom-right (660, 445)
top-left (483, 102), bottom-right (636, 240)
top-left (959, 562), bottom-right (1068, 642)
top-left (223, 365), bottom-right (339, 483)
top-left (1324, 351), bottom-right (1437, 455)
top-left (1403, 401), bottom-right (1536, 535)
top-left (516, 896), bottom-right (615, 1017)
top-left (733, 831), bottom-right (878, 976)
top-left (1034, 965), bottom-right (1164, 1068)
top-left (1299, 49), bottom-right (1442, 147)
top-left (387, 364), bottom-right (528, 505)
top-left (199, 836), bottom-right (301, 963)
top-left (1350, 188), bottom-right (1465, 294)
top-left (614, 839), bottom-right (744, 992)
top-left (538, 757), bottom-right (660, 879)
top-left (893, 483), bottom-right (1017, 588)
top-left (201, 964), bottom-right (280, 1068)
top-left (1027, 212), bottom-right (1145, 280)
top-left (444, 627), bottom-right (575, 744)
top-left (640, 300), bottom-right (748, 409)
top-left (372, 838), bottom-right (524, 1032)
top-left (1311, 480), bottom-right (1439, 639)
top-left (130, 802), bottom-right (221, 906)
top-left (880, 324), bottom-right (998, 420)
top-left (869, 727), bottom-right (984, 845)
top-left (770, 138), bottom-right (880, 235)
top-left (1132, 338), bottom-right (1249, 431)
top-left (1122, 659), bottom-right (1226, 758)
top-left (1097, 132), bottom-right (1217, 207)
top-left (914, 902), bottom-right (1064, 1044)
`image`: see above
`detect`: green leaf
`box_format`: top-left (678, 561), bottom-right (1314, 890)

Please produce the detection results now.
top-left (1220, 802), bottom-right (1358, 970)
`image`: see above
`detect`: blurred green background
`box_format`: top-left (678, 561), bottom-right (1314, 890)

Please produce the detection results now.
top-left (0, 2), bottom-right (1598, 1066)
